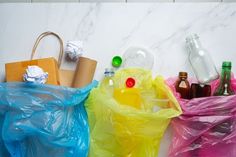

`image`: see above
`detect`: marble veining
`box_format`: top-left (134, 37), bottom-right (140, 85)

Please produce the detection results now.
top-left (1, 3), bottom-right (236, 85)
top-left (74, 4), bottom-right (101, 41)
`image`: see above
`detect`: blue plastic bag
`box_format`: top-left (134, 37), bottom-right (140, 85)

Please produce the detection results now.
top-left (0, 115), bottom-right (10, 157)
top-left (0, 81), bottom-right (97, 157)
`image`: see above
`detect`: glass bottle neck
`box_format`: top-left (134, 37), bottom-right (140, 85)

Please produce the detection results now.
top-left (187, 38), bottom-right (202, 52)
top-left (220, 68), bottom-right (231, 86)
top-left (179, 77), bottom-right (187, 80)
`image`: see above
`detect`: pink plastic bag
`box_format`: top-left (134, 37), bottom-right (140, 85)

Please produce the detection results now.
top-left (166, 76), bottom-right (236, 157)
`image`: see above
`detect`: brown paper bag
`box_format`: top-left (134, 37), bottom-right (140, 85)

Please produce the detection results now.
top-left (5, 31), bottom-right (74, 86)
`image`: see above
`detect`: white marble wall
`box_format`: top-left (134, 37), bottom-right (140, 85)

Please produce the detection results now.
top-left (0, 3), bottom-right (236, 157)
top-left (1, 0), bottom-right (236, 3)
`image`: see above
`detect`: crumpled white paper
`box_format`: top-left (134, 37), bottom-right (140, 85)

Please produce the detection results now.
top-left (65, 41), bottom-right (84, 61)
top-left (23, 66), bottom-right (48, 84)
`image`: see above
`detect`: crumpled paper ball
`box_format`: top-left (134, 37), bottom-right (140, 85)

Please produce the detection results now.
top-left (65, 41), bottom-right (84, 61)
top-left (23, 66), bottom-right (48, 84)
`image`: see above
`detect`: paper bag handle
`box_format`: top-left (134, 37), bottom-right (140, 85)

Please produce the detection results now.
top-left (31, 31), bottom-right (64, 68)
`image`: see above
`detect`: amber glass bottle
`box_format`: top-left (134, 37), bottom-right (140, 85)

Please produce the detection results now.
top-left (190, 83), bottom-right (211, 98)
top-left (175, 72), bottom-right (190, 99)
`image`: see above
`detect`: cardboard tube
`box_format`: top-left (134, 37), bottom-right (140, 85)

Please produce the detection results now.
top-left (72, 57), bottom-right (97, 88)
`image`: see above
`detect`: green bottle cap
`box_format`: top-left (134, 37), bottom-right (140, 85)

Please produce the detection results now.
top-left (112, 56), bottom-right (122, 67)
top-left (222, 61), bottom-right (232, 68)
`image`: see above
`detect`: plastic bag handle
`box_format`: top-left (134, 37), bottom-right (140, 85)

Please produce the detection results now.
top-left (31, 31), bottom-right (64, 68)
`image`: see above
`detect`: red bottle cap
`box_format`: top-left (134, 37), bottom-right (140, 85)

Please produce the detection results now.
top-left (126, 77), bottom-right (136, 88)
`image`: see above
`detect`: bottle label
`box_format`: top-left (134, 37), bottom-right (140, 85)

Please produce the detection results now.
top-left (179, 81), bottom-right (187, 88)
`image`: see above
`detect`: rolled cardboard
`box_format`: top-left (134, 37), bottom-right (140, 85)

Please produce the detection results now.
top-left (59, 69), bottom-right (75, 87)
top-left (72, 57), bottom-right (97, 88)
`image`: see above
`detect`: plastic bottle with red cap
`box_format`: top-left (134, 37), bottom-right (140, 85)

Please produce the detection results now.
top-left (114, 77), bottom-right (141, 109)
top-left (126, 77), bottom-right (136, 88)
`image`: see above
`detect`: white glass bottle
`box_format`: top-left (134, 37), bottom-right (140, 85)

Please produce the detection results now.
top-left (186, 34), bottom-right (219, 84)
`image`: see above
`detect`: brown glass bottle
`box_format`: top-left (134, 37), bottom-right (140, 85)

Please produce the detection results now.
top-left (190, 83), bottom-right (211, 98)
top-left (175, 72), bottom-right (190, 99)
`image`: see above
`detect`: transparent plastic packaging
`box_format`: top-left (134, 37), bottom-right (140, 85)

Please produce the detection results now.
top-left (85, 68), bottom-right (182, 157)
top-left (0, 81), bottom-right (97, 157)
top-left (122, 47), bottom-right (154, 70)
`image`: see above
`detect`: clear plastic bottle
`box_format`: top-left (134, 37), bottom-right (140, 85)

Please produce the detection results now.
top-left (100, 68), bottom-right (115, 96)
top-left (122, 47), bottom-right (154, 70)
top-left (186, 34), bottom-right (219, 84)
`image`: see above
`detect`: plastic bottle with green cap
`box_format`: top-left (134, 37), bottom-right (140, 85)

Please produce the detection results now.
top-left (214, 61), bottom-right (235, 96)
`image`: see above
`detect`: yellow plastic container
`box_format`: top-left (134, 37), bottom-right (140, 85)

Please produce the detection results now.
top-left (114, 88), bottom-right (141, 109)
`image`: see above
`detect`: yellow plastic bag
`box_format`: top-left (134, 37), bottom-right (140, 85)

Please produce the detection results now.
top-left (85, 68), bottom-right (182, 157)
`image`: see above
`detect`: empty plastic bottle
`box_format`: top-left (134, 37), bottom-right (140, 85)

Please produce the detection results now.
top-left (100, 68), bottom-right (115, 96)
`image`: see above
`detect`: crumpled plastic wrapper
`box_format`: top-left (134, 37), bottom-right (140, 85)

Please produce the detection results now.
top-left (65, 41), bottom-right (84, 61)
top-left (23, 65), bottom-right (48, 84)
